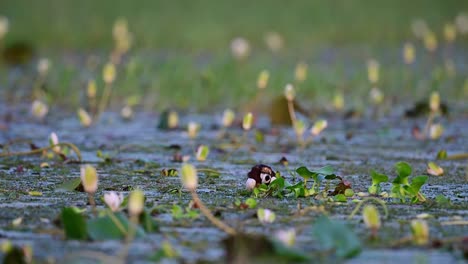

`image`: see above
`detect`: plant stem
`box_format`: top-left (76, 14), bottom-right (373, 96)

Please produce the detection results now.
top-left (190, 190), bottom-right (236, 235)
top-left (88, 194), bottom-right (97, 216)
top-left (348, 197), bottom-right (389, 220)
top-left (95, 83), bottom-right (113, 121)
top-left (106, 210), bottom-right (128, 236)
top-left (0, 142), bottom-right (82, 161)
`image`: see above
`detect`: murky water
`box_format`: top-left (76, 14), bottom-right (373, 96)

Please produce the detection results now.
top-left (0, 104), bottom-right (467, 263)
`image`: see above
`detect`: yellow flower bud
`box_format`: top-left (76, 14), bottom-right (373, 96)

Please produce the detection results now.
top-left (80, 165), bottom-right (98, 194)
top-left (429, 91), bottom-right (440, 112)
top-left (295, 62), bottom-right (307, 83)
top-left (444, 23), bottom-right (456, 43)
top-left (128, 189), bottom-right (144, 216)
top-left (367, 59), bottom-right (379, 84)
top-left (362, 205), bottom-right (381, 232)
top-left (411, 219), bottom-right (429, 245)
top-left (181, 163), bottom-right (198, 191)
top-left (310, 119), bottom-right (328, 136)
top-left (423, 31), bottom-right (437, 53)
top-left (103, 63), bottom-right (116, 84)
top-left (257, 70), bottom-right (270, 90)
top-left (77, 108), bottom-right (92, 127)
top-left (222, 109), bottom-right (235, 128)
top-left (87, 80), bottom-right (97, 99)
top-left (242, 112), bottom-right (253, 131)
top-left (284, 84), bottom-right (295, 101)
top-left (403, 43), bottom-right (415, 65)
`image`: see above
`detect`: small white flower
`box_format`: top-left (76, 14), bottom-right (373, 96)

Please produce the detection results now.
top-left (0, 16), bottom-right (9, 39)
top-left (230, 37), bottom-right (250, 60)
top-left (257, 208), bottom-right (276, 224)
top-left (37, 58), bottom-right (50, 76)
top-left (31, 100), bottom-right (48, 120)
top-left (104, 191), bottom-right (124, 212)
top-left (49, 132), bottom-right (60, 153)
top-left (275, 229), bottom-right (296, 247)
top-left (128, 189), bottom-right (144, 216)
top-left (222, 109), bottom-right (235, 128)
top-left (120, 105), bottom-right (133, 120)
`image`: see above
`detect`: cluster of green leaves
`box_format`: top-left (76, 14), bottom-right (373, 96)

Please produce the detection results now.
top-left (252, 166), bottom-right (340, 198)
top-left (171, 204), bottom-right (199, 220)
top-left (61, 207), bottom-right (158, 241)
top-left (368, 162), bottom-right (428, 203)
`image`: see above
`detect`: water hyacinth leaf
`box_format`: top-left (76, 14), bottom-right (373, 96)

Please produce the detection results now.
top-left (245, 198), bottom-right (257, 209)
top-left (334, 194), bottom-right (347, 202)
top-left (55, 178), bottom-right (82, 192)
top-left (395, 162), bottom-right (412, 179)
top-left (61, 207), bottom-right (88, 240)
top-left (312, 215), bottom-right (361, 259)
top-left (295, 166), bottom-right (315, 180)
top-left (409, 176), bottom-right (428, 194)
top-left (370, 170), bottom-right (388, 185)
top-left (87, 212), bottom-right (144, 240)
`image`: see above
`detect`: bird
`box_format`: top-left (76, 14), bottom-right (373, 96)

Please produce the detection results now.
top-left (246, 164), bottom-right (277, 190)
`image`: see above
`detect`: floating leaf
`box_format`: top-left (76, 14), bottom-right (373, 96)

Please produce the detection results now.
top-left (427, 162), bottom-right (444, 176)
top-left (87, 212), bottom-right (144, 240)
top-left (139, 210), bottom-right (159, 233)
top-left (312, 215), bottom-right (361, 259)
top-left (55, 178), bottom-right (83, 192)
top-left (61, 207), bottom-right (88, 240)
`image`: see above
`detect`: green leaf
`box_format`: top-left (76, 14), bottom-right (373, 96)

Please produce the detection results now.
top-left (139, 210), bottom-right (159, 233)
top-left (295, 166), bottom-right (316, 180)
top-left (61, 207), bottom-right (88, 240)
top-left (245, 198), bottom-right (257, 209)
top-left (334, 194), bottom-right (347, 202)
top-left (312, 215), bottom-right (361, 259)
top-left (87, 212), bottom-right (145, 240)
top-left (370, 170), bottom-right (389, 185)
top-left (55, 178), bottom-right (82, 192)
top-left (409, 176), bottom-right (428, 193)
top-left (394, 162), bottom-right (412, 179)
top-left (314, 165), bottom-right (335, 176)
top-left (436, 149), bottom-right (447, 160)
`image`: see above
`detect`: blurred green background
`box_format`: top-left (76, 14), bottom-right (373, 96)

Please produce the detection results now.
top-left (2, 0), bottom-right (467, 50)
top-left (1, 0), bottom-right (467, 112)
